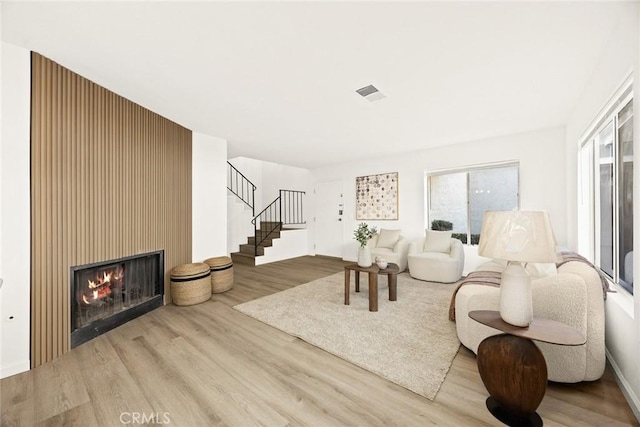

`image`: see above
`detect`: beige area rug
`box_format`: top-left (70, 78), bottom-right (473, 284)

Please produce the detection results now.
top-left (234, 272), bottom-right (460, 400)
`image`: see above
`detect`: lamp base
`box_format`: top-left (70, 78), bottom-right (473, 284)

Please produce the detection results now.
top-left (500, 262), bottom-right (532, 327)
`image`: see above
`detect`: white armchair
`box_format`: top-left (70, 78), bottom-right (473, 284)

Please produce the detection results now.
top-left (408, 231), bottom-right (464, 283)
top-left (454, 258), bottom-right (606, 382)
top-left (367, 229), bottom-right (409, 271)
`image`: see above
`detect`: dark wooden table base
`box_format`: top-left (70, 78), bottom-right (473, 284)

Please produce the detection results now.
top-left (477, 334), bottom-right (547, 425)
top-left (486, 396), bottom-right (542, 427)
top-left (470, 311), bottom-right (586, 427)
top-left (344, 263), bottom-right (399, 312)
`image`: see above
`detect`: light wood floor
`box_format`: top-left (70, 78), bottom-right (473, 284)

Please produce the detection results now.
top-left (1, 256), bottom-right (638, 426)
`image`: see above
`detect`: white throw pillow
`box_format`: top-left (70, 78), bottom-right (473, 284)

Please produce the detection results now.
top-left (376, 229), bottom-right (401, 249)
top-left (423, 230), bottom-right (452, 253)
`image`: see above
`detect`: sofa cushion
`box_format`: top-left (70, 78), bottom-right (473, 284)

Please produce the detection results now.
top-left (376, 229), bottom-right (401, 249)
top-left (423, 230), bottom-right (452, 253)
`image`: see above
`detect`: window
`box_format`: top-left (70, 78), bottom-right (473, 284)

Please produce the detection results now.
top-left (427, 163), bottom-right (519, 244)
top-left (580, 85), bottom-right (633, 294)
top-left (618, 100), bottom-right (634, 292)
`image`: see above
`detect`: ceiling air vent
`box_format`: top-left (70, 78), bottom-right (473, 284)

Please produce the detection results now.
top-left (356, 84), bottom-right (386, 102)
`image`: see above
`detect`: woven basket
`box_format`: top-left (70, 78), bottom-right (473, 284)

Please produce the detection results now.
top-left (170, 262), bottom-right (211, 306)
top-left (204, 256), bottom-right (234, 293)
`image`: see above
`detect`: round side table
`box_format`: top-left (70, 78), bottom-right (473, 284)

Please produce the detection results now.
top-left (469, 310), bottom-right (585, 427)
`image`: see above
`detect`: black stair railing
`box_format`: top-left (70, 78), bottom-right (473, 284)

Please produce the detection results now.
top-left (227, 161), bottom-right (256, 215)
top-left (251, 190), bottom-right (306, 256)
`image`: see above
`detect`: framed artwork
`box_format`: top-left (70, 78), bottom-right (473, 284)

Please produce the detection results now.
top-left (356, 172), bottom-right (398, 220)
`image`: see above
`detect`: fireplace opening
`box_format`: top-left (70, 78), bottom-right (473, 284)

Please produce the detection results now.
top-left (71, 250), bottom-right (164, 348)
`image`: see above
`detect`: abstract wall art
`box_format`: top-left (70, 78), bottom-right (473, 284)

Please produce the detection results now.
top-left (356, 172), bottom-right (398, 220)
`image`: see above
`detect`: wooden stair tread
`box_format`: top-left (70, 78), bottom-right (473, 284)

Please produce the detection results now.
top-left (231, 252), bottom-right (256, 266)
top-left (247, 238), bottom-right (274, 246)
top-left (239, 245), bottom-right (265, 256)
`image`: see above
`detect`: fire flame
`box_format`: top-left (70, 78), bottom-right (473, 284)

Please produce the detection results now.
top-left (80, 267), bottom-right (121, 306)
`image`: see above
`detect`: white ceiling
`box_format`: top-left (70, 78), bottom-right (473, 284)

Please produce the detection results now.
top-left (2, 1), bottom-right (635, 169)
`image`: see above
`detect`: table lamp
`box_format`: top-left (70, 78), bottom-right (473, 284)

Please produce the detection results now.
top-left (478, 211), bottom-right (559, 327)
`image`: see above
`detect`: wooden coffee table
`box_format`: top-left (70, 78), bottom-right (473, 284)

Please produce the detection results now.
top-left (344, 263), bottom-right (399, 312)
top-left (469, 310), bottom-right (585, 426)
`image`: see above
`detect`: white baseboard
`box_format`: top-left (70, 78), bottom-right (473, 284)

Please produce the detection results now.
top-left (606, 349), bottom-right (640, 422)
top-left (1, 359), bottom-right (30, 379)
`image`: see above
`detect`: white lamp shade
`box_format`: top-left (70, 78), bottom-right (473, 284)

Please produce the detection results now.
top-left (478, 211), bottom-right (559, 263)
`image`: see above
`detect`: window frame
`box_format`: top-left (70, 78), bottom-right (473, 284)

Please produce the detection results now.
top-left (579, 80), bottom-right (633, 295)
top-left (426, 161), bottom-right (520, 245)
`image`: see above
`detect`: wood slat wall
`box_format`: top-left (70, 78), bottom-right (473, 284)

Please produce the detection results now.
top-left (30, 53), bottom-right (192, 367)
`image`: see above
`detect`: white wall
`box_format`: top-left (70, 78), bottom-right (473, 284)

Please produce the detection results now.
top-left (311, 126), bottom-right (568, 268)
top-left (255, 229), bottom-right (309, 265)
top-left (192, 132), bottom-right (228, 261)
top-left (228, 156), bottom-right (312, 213)
top-left (565, 4), bottom-right (640, 418)
top-left (227, 194), bottom-right (253, 254)
top-left (1, 8), bottom-right (4, 380)
top-left (566, 6), bottom-right (638, 250)
top-left (0, 42), bottom-right (31, 378)
top-left (260, 161), bottom-right (312, 206)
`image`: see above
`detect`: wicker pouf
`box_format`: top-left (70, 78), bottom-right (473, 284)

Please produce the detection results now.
top-left (170, 263), bottom-right (211, 306)
top-left (204, 256), bottom-right (234, 293)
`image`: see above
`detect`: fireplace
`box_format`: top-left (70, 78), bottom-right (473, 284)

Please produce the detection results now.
top-left (71, 250), bottom-right (164, 347)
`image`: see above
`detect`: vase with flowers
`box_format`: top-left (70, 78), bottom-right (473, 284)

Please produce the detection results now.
top-left (353, 223), bottom-right (377, 267)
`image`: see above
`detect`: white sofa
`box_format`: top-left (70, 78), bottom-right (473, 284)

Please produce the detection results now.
top-left (367, 229), bottom-right (410, 271)
top-left (454, 258), bottom-right (606, 383)
top-left (407, 231), bottom-right (465, 283)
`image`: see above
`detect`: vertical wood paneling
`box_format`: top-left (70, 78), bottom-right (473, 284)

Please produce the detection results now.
top-left (30, 53), bottom-right (192, 368)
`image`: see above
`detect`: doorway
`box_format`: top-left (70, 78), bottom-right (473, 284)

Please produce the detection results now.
top-left (314, 180), bottom-right (344, 258)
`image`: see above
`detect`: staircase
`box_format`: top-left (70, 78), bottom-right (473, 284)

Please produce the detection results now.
top-left (227, 194), bottom-right (254, 255)
top-left (232, 221), bottom-right (283, 265)
top-left (227, 161), bottom-right (307, 266)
